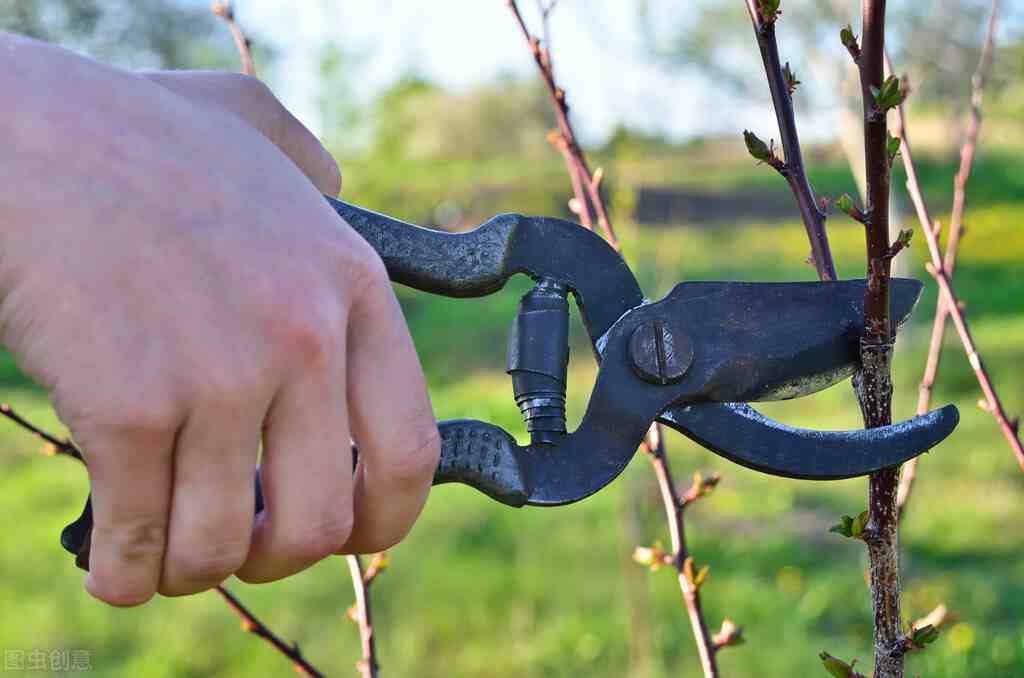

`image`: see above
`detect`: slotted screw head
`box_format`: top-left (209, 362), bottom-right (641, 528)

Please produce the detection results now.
top-left (629, 320), bottom-right (693, 385)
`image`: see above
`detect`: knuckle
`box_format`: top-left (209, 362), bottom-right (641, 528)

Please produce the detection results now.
top-left (90, 397), bottom-right (181, 439)
top-left (348, 529), bottom-right (406, 555)
top-left (265, 279), bottom-right (341, 370)
top-left (281, 511), bottom-right (354, 565)
top-left (94, 520), bottom-right (168, 566)
top-left (333, 235), bottom-right (389, 299)
top-left (89, 582), bottom-right (156, 608)
top-left (387, 419), bottom-right (441, 492)
top-left (163, 539), bottom-right (249, 595)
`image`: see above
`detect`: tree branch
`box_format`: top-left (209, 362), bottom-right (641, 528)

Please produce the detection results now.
top-left (506, 0), bottom-right (618, 245)
top-left (854, 2), bottom-right (908, 676)
top-left (211, 1), bottom-right (255, 76)
top-left (893, 0), bottom-right (1018, 518)
top-left (0, 404), bottom-right (82, 461)
top-left (346, 554), bottom-right (386, 678)
top-left (640, 428), bottom-right (731, 676)
top-left (214, 585), bottom-right (327, 677)
top-left (743, 0), bottom-right (837, 281)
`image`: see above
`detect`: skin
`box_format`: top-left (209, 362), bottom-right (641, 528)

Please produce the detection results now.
top-left (0, 32), bottom-right (441, 606)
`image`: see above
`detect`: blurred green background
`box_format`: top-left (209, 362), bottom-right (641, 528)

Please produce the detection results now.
top-left (2, 2), bottom-right (1023, 676)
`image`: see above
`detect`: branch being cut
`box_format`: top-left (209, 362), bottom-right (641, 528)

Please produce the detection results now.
top-left (743, 0), bottom-right (837, 281)
top-left (893, 0), bottom-right (1018, 517)
top-left (507, 4), bottom-right (736, 675)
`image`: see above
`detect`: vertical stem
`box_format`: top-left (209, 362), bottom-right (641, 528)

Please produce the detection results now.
top-left (347, 555), bottom-right (380, 678)
top-left (645, 431), bottom-right (719, 677)
top-left (856, 2), bottom-right (904, 675)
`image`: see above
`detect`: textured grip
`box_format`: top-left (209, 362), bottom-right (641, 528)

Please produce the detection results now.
top-left (433, 419), bottom-right (529, 507)
top-left (327, 197), bottom-right (516, 298)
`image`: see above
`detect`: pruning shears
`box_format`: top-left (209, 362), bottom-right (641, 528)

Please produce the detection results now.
top-left (61, 198), bottom-right (959, 567)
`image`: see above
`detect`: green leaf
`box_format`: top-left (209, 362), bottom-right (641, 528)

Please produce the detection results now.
top-left (743, 130), bottom-right (773, 162)
top-left (840, 24), bottom-right (857, 50)
top-left (835, 194), bottom-right (854, 214)
top-left (872, 75), bottom-right (906, 111)
top-left (758, 0), bottom-right (781, 22)
top-left (828, 515), bottom-right (854, 537)
top-left (820, 651), bottom-right (853, 678)
top-left (693, 564), bottom-right (710, 589)
top-left (783, 62), bottom-right (800, 94)
top-left (912, 624), bottom-right (940, 647)
top-left (887, 132), bottom-right (902, 161)
top-left (851, 510), bottom-right (869, 538)
top-left (897, 229), bottom-right (914, 248)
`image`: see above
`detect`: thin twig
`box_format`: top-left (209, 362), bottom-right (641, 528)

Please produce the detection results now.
top-left (211, 1), bottom-right (255, 76)
top-left (215, 585), bottom-right (327, 677)
top-left (507, 4), bottom-right (729, 675)
top-left (641, 429), bottom-right (723, 677)
top-left (507, 0), bottom-right (618, 245)
top-left (0, 404), bottom-right (82, 461)
top-left (894, 0), bottom-right (1017, 517)
top-left (743, 1), bottom-right (837, 281)
top-left (346, 555), bottom-right (383, 678)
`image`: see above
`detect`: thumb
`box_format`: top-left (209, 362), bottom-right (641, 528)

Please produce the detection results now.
top-left (139, 70), bottom-right (342, 197)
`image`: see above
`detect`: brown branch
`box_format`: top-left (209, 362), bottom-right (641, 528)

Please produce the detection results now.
top-left (743, 0), bottom-right (837, 281)
top-left (853, 2), bottom-right (907, 676)
top-left (893, 0), bottom-right (1017, 518)
top-left (214, 585), bottom-right (326, 677)
top-left (346, 554), bottom-right (384, 678)
top-left (641, 428), bottom-right (723, 676)
top-left (211, 1), bottom-right (255, 76)
top-left (506, 0), bottom-right (618, 246)
top-left (0, 404), bottom-right (82, 461)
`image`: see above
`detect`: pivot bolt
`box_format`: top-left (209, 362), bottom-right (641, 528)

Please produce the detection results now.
top-left (629, 320), bottom-right (693, 385)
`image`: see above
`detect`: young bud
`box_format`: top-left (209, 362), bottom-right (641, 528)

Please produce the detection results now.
top-left (743, 130), bottom-right (773, 163)
top-left (820, 652), bottom-right (861, 678)
top-left (835, 194), bottom-right (854, 214)
top-left (783, 62), bottom-right (800, 95)
top-left (887, 132), bottom-right (902, 164)
top-left (757, 0), bottom-right (781, 23)
top-left (871, 75), bottom-right (907, 112)
top-left (829, 510), bottom-right (868, 539)
top-left (910, 624), bottom-right (940, 648)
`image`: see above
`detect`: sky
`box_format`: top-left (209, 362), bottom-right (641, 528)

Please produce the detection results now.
top-left (218, 0), bottom-right (834, 145)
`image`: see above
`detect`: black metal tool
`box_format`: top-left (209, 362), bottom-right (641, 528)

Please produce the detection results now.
top-left (60, 198), bottom-right (959, 567)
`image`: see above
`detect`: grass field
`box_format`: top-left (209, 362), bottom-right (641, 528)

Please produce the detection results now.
top-left (1, 148), bottom-right (1022, 677)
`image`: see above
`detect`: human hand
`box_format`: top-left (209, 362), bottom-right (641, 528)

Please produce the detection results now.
top-left (0, 34), bottom-right (440, 606)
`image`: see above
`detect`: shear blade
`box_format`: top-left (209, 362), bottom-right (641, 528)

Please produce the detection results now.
top-left (654, 278), bottom-right (924, 402)
top-left (659, 402), bottom-right (959, 480)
